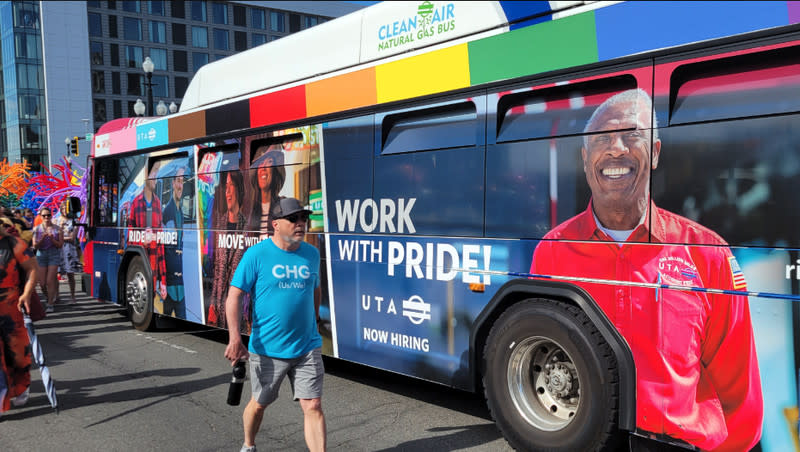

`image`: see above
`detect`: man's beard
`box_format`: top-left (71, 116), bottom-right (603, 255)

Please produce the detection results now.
top-left (281, 231), bottom-right (303, 246)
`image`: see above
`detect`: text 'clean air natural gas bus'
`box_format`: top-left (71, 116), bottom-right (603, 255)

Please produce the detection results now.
top-left (84, 1), bottom-right (800, 450)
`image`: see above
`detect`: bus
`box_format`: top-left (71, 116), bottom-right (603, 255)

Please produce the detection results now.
top-left (84, 1), bottom-right (800, 450)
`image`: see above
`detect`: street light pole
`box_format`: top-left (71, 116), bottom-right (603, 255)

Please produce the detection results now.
top-left (142, 56), bottom-right (155, 116)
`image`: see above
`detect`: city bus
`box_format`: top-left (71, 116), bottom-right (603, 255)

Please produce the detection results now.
top-left (84, 1), bottom-right (800, 450)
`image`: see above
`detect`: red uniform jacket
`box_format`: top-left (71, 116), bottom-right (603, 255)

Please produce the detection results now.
top-left (530, 202), bottom-right (762, 451)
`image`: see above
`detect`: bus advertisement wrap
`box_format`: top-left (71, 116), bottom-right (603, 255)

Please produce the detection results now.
top-left (85, 4), bottom-right (800, 449)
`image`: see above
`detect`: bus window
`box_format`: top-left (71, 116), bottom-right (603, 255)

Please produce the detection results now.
top-left (151, 152), bottom-right (195, 227)
top-left (487, 75), bottom-right (646, 239)
top-left (495, 75), bottom-right (637, 143)
top-left (373, 98), bottom-right (485, 237)
top-left (94, 158), bottom-right (119, 226)
top-left (379, 100), bottom-right (480, 155)
top-left (669, 45), bottom-right (800, 124)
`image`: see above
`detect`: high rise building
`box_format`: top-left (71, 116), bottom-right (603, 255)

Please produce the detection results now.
top-left (0, 1), bottom-right (366, 171)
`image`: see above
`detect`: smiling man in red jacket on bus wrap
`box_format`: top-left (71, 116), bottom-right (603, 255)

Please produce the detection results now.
top-left (530, 88), bottom-right (762, 451)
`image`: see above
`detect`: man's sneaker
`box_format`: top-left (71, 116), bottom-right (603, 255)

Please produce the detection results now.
top-left (45, 304), bottom-right (54, 313)
top-left (11, 388), bottom-right (29, 407)
top-left (240, 444), bottom-right (256, 452)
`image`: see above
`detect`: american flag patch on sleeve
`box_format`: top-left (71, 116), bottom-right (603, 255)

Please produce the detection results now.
top-left (728, 256), bottom-right (747, 290)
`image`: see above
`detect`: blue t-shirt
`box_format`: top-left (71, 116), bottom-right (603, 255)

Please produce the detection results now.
top-left (231, 238), bottom-right (321, 358)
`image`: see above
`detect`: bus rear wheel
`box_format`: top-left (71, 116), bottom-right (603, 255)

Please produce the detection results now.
top-left (126, 256), bottom-right (154, 331)
top-left (483, 299), bottom-right (621, 451)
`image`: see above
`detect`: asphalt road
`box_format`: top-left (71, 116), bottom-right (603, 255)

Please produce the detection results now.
top-left (2, 284), bottom-right (513, 452)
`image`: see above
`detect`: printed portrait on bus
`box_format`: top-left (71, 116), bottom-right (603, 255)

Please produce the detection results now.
top-left (207, 171), bottom-right (249, 330)
top-left (196, 144), bottom-right (251, 332)
top-left (247, 142), bottom-right (286, 238)
top-left (528, 87), bottom-right (763, 451)
top-left (126, 158), bottom-right (168, 306)
top-left (157, 154), bottom-right (197, 322)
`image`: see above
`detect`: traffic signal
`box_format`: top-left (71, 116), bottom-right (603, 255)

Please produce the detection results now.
top-left (69, 136), bottom-right (79, 157)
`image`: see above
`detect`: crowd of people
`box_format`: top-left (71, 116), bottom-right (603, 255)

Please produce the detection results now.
top-left (0, 200), bottom-right (83, 418)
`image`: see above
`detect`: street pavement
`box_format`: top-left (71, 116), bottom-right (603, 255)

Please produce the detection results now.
top-left (1, 282), bottom-right (513, 452)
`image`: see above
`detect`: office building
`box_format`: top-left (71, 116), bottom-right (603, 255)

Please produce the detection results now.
top-left (0, 1), bottom-right (366, 170)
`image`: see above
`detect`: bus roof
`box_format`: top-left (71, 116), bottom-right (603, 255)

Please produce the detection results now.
top-left (180, 1), bottom-right (589, 112)
top-left (94, 1), bottom-right (798, 157)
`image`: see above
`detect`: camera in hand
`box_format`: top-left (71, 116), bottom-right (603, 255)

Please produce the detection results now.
top-left (227, 360), bottom-right (246, 406)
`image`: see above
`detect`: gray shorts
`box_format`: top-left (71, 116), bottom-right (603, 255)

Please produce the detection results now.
top-left (249, 348), bottom-right (324, 406)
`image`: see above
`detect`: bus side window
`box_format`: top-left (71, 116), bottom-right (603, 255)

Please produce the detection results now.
top-left (487, 74), bottom-right (643, 239)
top-left (654, 43), bottom-right (800, 247)
top-left (95, 159), bottom-right (119, 227)
top-left (373, 97), bottom-right (486, 237)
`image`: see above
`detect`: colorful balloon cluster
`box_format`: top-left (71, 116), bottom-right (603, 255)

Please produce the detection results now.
top-left (2, 157), bottom-right (88, 240)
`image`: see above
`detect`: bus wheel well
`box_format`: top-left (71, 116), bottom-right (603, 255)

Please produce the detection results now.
top-left (470, 279), bottom-right (636, 432)
top-left (117, 250), bottom-right (147, 308)
top-left (473, 290), bottom-right (578, 381)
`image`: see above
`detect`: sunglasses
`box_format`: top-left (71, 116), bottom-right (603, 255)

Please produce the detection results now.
top-left (281, 212), bottom-right (309, 223)
top-left (41, 214), bottom-right (51, 218)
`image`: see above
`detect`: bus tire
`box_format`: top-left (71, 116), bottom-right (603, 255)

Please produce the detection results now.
top-left (483, 299), bottom-right (621, 451)
top-left (125, 256), bottom-right (154, 331)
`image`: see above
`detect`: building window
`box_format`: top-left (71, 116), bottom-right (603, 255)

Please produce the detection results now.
top-left (14, 33), bottom-right (41, 59)
top-left (270, 11), bottom-right (284, 32)
top-left (107, 1), bottom-right (116, 10)
top-left (91, 41), bottom-right (104, 65)
top-left (88, 1), bottom-right (101, 7)
top-left (112, 71), bottom-right (121, 94)
top-left (172, 23), bottom-right (186, 45)
top-left (19, 95), bottom-right (42, 119)
top-left (234, 31), bottom-right (246, 51)
top-left (20, 125), bottom-right (42, 149)
top-left (108, 15), bottom-right (118, 38)
top-left (192, 26), bottom-right (208, 48)
top-left (213, 28), bottom-right (228, 50)
top-left (192, 52), bottom-right (208, 72)
top-left (149, 0), bottom-right (164, 16)
top-left (304, 16), bottom-right (318, 29)
top-left (126, 45), bottom-right (143, 68)
top-left (212, 2), bottom-right (227, 24)
top-left (110, 43), bottom-right (120, 66)
top-left (122, 1), bottom-right (140, 13)
top-left (233, 5), bottom-right (246, 26)
top-left (171, 0), bottom-right (185, 18)
top-left (191, 1), bottom-right (206, 22)
top-left (289, 13), bottom-right (300, 33)
top-left (16, 64), bottom-right (42, 89)
top-left (92, 70), bottom-right (105, 93)
top-left (93, 99), bottom-right (107, 124)
top-left (13, 2), bottom-right (40, 29)
top-left (175, 76), bottom-right (189, 98)
top-left (152, 74), bottom-right (168, 97)
top-left (113, 100), bottom-right (122, 119)
top-left (123, 17), bottom-right (142, 41)
top-left (269, 35), bottom-right (281, 42)
top-left (127, 73), bottom-right (143, 95)
top-left (173, 50), bottom-right (187, 72)
top-left (252, 9), bottom-right (265, 29)
top-left (149, 48), bottom-right (167, 70)
top-left (149, 21), bottom-right (166, 43)
top-left (252, 33), bottom-right (266, 46)
top-left (88, 13), bottom-right (102, 37)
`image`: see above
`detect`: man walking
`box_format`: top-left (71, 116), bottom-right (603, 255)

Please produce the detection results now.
top-left (224, 197), bottom-right (325, 452)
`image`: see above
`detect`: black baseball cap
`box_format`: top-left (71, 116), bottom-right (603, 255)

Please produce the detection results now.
top-left (274, 197), bottom-right (311, 219)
